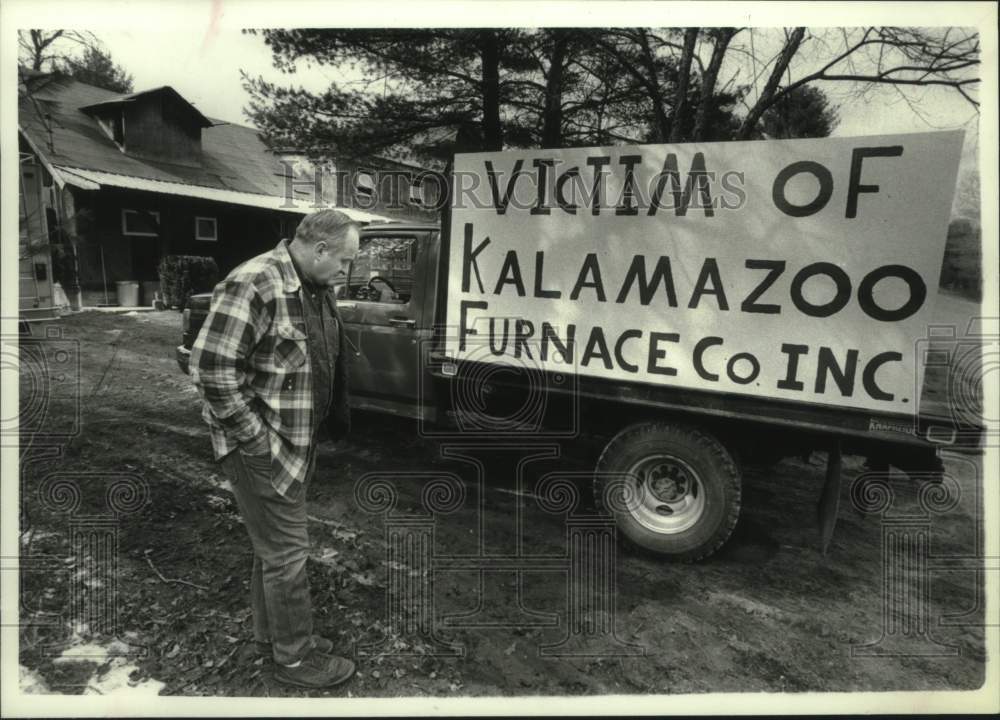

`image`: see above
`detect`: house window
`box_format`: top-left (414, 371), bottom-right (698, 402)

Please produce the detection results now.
top-left (112, 112), bottom-right (125, 145)
top-left (121, 209), bottom-right (160, 237)
top-left (195, 216), bottom-right (218, 242)
top-left (279, 217), bottom-right (300, 239)
top-left (409, 177), bottom-right (424, 206)
top-left (420, 176), bottom-right (439, 207)
top-left (355, 170), bottom-right (375, 197)
top-left (345, 236), bottom-right (418, 304)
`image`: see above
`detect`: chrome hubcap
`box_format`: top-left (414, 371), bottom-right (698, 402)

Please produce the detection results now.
top-left (625, 454), bottom-right (706, 534)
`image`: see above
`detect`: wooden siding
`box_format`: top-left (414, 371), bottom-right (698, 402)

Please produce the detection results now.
top-left (71, 187), bottom-right (301, 290)
top-left (121, 95), bottom-right (203, 167)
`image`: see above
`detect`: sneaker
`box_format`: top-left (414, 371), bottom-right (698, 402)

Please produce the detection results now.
top-left (273, 650), bottom-right (355, 689)
top-left (256, 636), bottom-right (335, 657)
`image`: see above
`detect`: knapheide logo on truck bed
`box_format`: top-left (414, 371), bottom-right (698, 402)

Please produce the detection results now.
top-left (445, 131), bottom-right (964, 415)
top-left (867, 419), bottom-right (916, 435)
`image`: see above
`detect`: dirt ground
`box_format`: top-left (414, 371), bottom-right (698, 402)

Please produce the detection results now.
top-left (14, 302), bottom-right (987, 697)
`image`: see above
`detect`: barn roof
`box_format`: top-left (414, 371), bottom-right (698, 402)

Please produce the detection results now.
top-left (79, 85), bottom-right (215, 128)
top-left (18, 72), bottom-right (318, 201)
top-left (52, 166), bottom-right (388, 222)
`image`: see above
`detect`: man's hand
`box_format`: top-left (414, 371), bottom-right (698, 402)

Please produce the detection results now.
top-left (190, 279), bottom-right (272, 453)
top-left (240, 429), bottom-right (270, 457)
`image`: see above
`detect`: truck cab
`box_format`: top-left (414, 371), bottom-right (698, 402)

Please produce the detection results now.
top-left (177, 222), bottom-right (442, 421)
top-left (333, 222), bottom-right (441, 421)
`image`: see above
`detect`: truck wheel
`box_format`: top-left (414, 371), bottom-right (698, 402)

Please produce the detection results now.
top-left (594, 422), bottom-right (741, 562)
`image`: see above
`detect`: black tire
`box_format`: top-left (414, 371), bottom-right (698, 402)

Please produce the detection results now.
top-left (594, 422), bottom-right (741, 562)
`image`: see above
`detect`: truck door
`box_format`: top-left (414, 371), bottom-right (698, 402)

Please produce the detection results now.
top-left (336, 228), bottom-right (436, 419)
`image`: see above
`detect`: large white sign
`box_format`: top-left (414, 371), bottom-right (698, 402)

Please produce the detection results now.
top-left (446, 131), bottom-right (963, 414)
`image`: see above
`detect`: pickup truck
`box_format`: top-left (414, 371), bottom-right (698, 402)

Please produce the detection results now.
top-left (179, 222), bottom-right (549, 427)
top-left (178, 134), bottom-right (983, 562)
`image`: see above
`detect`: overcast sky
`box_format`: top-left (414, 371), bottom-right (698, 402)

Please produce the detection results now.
top-left (93, 28), bottom-right (978, 130)
top-left (87, 26), bottom-right (981, 173)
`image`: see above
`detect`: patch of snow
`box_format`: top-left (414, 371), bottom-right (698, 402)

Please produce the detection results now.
top-left (311, 548), bottom-right (341, 567)
top-left (19, 665), bottom-right (50, 694)
top-left (708, 591), bottom-right (785, 619)
top-left (84, 657), bottom-right (165, 696)
top-left (20, 529), bottom-right (61, 546)
top-left (206, 474), bottom-right (233, 492)
top-left (49, 635), bottom-right (165, 696)
top-left (207, 495), bottom-right (232, 510)
top-left (53, 642), bottom-right (109, 664)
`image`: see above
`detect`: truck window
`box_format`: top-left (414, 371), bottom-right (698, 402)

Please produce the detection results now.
top-left (343, 235), bottom-right (418, 304)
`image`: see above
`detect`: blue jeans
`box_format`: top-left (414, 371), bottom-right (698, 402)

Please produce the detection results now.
top-left (222, 446), bottom-right (316, 665)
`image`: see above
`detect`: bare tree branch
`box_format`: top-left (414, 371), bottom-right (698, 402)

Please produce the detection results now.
top-left (694, 28), bottom-right (738, 141)
top-left (737, 27), bottom-right (806, 139)
top-left (737, 27), bottom-right (979, 138)
top-left (668, 27), bottom-right (699, 142)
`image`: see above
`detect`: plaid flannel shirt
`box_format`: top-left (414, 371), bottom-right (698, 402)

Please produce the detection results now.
top-left (190, 239), bottom-right (350, 497)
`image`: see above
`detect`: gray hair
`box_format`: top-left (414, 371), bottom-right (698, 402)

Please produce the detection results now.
top-left (293, 209), bottom-right (359, 247)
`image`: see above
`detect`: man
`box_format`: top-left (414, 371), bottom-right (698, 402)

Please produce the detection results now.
top-left (190, 209), bottom-right (360, 688)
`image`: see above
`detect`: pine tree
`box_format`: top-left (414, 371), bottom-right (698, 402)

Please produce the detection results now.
top-left (59, 45), bottom-right (134, 94)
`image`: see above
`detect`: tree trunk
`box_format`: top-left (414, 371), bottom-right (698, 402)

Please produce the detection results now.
top-left (737, 27), bottom-right (806, 139)
top-left (29, 30), bottom-right (63, 71)
top-left (693, 28), bottom-right (737, 141)
top-left (541, 30), bottom-right (569, 149)
top-left (480, 29), bottom-right (503, 151)
top-left (635, 30), bottom-right (671, 142)
top-left (31, 30), bottom-right (45, 70)
top-left (669, 27), bottom-right (700, 143)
